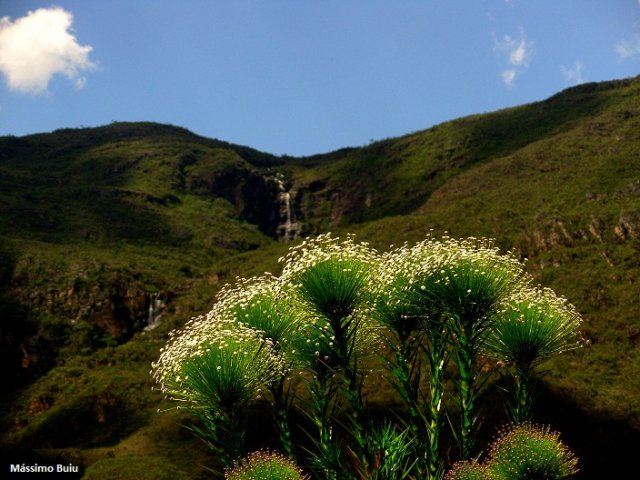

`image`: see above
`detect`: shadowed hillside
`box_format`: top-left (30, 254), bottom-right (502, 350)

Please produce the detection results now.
top-left (1, 76), bottom-right (639, 479)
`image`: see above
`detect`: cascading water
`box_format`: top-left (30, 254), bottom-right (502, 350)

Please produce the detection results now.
top-left (144, 293), bottom-right (165, 331)
top-left (275, 174), bottom-right (300, 242)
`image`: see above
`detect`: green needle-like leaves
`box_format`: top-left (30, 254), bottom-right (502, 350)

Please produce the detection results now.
top-left (152, 233), bottom-right (584, 478)
top-left (485, 287), bottom-right (583, 370)
top-left (485, 287), bottom-right (584, 422)
top-left (486, 423), bottom-right (579, 480)
top-left (226, 450), bottom-right (310, 480)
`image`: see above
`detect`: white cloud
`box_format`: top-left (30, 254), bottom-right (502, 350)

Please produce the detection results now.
top-left (615, 34), bottom-right (640, 60)
top-left (495, 30), bottom-right (532, 67)
top-left (509, 40), bottom-right (529, 66)
top-left (560, 61), bottom-right (584, 85)
top-left (0, 7), bottom-right (96, 94)
top-left (502, 69), bottom-right (517, 87)
top-left (493, 28), bottom-right (533, 86)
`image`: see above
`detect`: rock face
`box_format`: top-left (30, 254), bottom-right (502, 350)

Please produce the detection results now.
top-left (186, 165), bottom-right (301, 241)
top-left (614, 210), bottom-right (640, 241)
top-left (527, 210), bottom-right (640, 251)
top-left (286, 176), bottom-right (386, 236)
top-left (2, 273), bottom-right (170, 386)
top-left (15, 280), bottom-right (168, 339)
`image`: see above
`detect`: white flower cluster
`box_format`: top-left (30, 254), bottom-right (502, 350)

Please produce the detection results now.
top-left (209, 274), bottom-right (296, 347)
top-left (151, 309), bottom-right (285, 408)
top-left (279, 233), bottom-right (376, 281)
top-left (278, 233), bottom-right (383, 370)
top-left (375, 236), bottom-right (526, 334)
top-left (383, 236), bottom-right (523, 287)
top-left (486, 285), bottom-right (584, 366)
top-left (152, 232), bottom-right (583, 411)
top-left (210, 274), bottom-right (280, 318)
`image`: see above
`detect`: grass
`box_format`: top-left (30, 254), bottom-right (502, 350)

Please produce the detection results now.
top-left (82, 455), bottom-right (192, 480)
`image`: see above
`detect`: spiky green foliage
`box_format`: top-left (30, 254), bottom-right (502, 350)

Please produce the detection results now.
top-left (225, 450), bottom-right (310, 480)
top-left (152, 315), bottom-right (282, 412)
top-left (485, 287), bottom-right (584, 422)
top-left (444, 461), bottom-right (490, 480)
top-left (486, 287), bottom-right (583, 369)
top-left (348, 422), bottom-right (416, 480)
top-left (213, 274), bottom-right (297, 349)
top-left (412, 238), bottom-right (523, 342)
top-left (279, 234), bottom-right (379, 365)
top-left (278, 234), bottom-right (380, 477)
top-left (285, 255), bottom-right (375, 376)
top-left (486, 423), bottom-right (578, 480)
top-left (151, 313), bottom-right (284, 467)
top-left (278, 233), bottom-right (380, 392)
top-left (408, 237), bottom-right (523, 459)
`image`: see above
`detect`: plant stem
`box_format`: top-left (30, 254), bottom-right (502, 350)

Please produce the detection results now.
top-left (342, 358), bottom-right (369, 470)
top-left (425, 346), bottom-right (446, 480)
top-left (308, 372), bottom-right (340, 480)
top-left (192, 407), bottom-right (243, 470)
top-left (331, 312), bottom-right (369, 474)
top-left (509, 365), bottom-right (535, 423)
top-left (270, 376), bottom-right (296, 460)
top-left (454, 333), bottom-right (475, 460)
top-left (394, 337), bottom-right (427, 477)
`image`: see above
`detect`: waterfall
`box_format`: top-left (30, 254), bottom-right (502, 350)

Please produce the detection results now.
top-left (144, 293), bottom-right (165, 331)
top-left (275, 174), bottom-right (300, 242)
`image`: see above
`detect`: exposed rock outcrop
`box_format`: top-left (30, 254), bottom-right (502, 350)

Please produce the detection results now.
top-left (185, 165), bottom-right (301, 240)
top-left (614, 210), bottom-right (640, 241)
top-left (15, 281), bottom-right (169, 340)
top-left (1, 272), bottom-right (171, 386)
top-left (528, 210), bottom-right (640, 252)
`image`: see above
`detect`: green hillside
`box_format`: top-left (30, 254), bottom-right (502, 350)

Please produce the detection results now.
top-left (1, 77), bottom-right (639, 479)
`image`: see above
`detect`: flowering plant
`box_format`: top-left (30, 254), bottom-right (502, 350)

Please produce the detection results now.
top-left (484, 286), bottom-right (584, 422)
top-left (152, 233), bottom-right (583, 479)
top-left (225, 450), bottom-right (310, 480)
top-left (152, 312), bottom-right (284, 467)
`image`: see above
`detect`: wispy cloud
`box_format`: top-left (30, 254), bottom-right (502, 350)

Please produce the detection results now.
top-left (493, 28), bottom-right (533, 87)
top-left (560, 61), bottom-right (584, 85)
top-left (0, 7), bottom-right (96, 95)
top-left (501, 69), bottom-right (517, 87)
top-left (615, 33), bottom-right (640, 60)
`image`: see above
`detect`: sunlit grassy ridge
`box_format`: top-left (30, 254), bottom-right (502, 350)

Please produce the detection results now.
top-left (287, 78), bottom-right (637, 230)
top-left (1, 77), bottom-right (639, 479)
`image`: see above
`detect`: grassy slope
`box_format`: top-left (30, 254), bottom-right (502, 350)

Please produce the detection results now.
top-left (0, 122), bottom-right (281, 345)
top-left (1, 78), bottom-right (639, 479)
top-left (0, 122), bottom-right (276, 250)
top-left (286, 79), bottom-right (631, 231)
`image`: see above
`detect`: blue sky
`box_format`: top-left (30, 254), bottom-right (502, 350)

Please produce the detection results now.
top-left (1, 1), bottom-right (640, 156)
